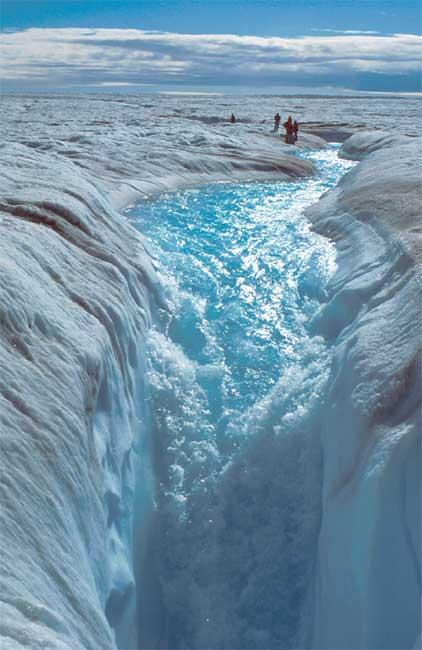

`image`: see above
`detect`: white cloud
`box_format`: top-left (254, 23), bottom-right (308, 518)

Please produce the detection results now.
top-left (94, 82), bottom-right (153, 87)
top-left (1, 28), bottom-right (421, 90)
top-left (311, 29), bottom-right (382, 35)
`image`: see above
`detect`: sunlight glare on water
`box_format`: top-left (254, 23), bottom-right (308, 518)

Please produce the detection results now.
top-left (127, 146), bottom-right (352, 431)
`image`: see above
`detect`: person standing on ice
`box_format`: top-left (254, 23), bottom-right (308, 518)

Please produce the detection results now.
top-left (294, 120), bottom-right (299, 142)
top-left (230, 113), bottom-right (236, 123)
top-left (283, 115), bottom-right (295, 144)
top-left (274, 112), bottom-right (281, 132)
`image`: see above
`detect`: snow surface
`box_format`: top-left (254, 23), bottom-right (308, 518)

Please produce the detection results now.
top-left (0, 95), bottom-right (420, 649)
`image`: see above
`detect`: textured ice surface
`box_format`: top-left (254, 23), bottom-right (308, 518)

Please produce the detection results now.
top-left (0, 144), bottom-right (160, 650)
top-left (307, 133), bottom-right (422, 649)
top-left (0, 94), bottom-right (420, 649)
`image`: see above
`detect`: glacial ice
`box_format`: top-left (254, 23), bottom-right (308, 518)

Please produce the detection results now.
top-left (307, 132), bottom-right (421, 649)
top-left (0, 95), bottom-right (420, 650)
top-left (339, 129), bottom-right (416, 160)
top-left (0, 144), bottom-right (159, 650)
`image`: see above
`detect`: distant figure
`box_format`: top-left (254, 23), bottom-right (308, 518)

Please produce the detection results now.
top-left (230, 113), bottom-right (236, 124)
top-left (283, 115), bottom-right (295, 144)
top-left (274, 112), bottom-right (281, 132)
top-left (293, 120), bottom-right (299, 142)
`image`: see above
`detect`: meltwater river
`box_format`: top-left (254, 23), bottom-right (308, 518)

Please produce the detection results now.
top-left (126, 146), bottom-right (355, 649)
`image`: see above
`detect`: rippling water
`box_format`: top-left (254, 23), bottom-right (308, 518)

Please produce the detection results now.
top-left (127, 147), bottom-right (355, 649)
top-left (128, 147), bottom-right (352, 429)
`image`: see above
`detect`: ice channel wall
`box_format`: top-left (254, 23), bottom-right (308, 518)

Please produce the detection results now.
top-left (307, 131), bottom-right (421, 649)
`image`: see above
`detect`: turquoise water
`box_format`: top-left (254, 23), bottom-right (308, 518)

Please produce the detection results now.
top-left (127, 146), bottom-right (355, 649)
top-left (128, 147), bottom-right (352, 439)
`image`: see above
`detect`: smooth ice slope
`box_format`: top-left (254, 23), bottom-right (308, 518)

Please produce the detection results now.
top-left (307, 133), bottom-right (422, 649)
top-left (340, 129), bottom-right (418, 160)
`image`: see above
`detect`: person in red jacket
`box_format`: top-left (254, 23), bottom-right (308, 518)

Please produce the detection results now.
top-left (283, 115), bottom-right (294, 144)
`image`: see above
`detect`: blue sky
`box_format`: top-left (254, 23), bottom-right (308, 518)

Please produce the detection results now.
top-left (3, 0), bottom-right (421, 36)
top-left (1, 0), bottom-right (421, 93)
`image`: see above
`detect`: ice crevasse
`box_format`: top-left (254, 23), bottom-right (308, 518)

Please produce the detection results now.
top-left (0, 130), bottom-right (420, 649)
top-left (0, 132), bottom-right (322, 650)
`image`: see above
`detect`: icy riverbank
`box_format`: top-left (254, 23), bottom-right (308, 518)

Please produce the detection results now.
top-left (0, 97), bottom-right (420, 650)
top-left (307, 131), bottom-right (421, 649)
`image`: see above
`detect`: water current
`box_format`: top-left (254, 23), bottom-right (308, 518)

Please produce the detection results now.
top-left (126, 146), bottom-right (355, 649)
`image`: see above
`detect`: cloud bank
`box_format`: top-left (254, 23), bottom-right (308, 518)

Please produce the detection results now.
top-left (1, 28), bottom-right (421, 92)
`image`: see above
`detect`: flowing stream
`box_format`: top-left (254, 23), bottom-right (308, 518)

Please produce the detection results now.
top-left (126, 146), bottom-right (354, 649)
